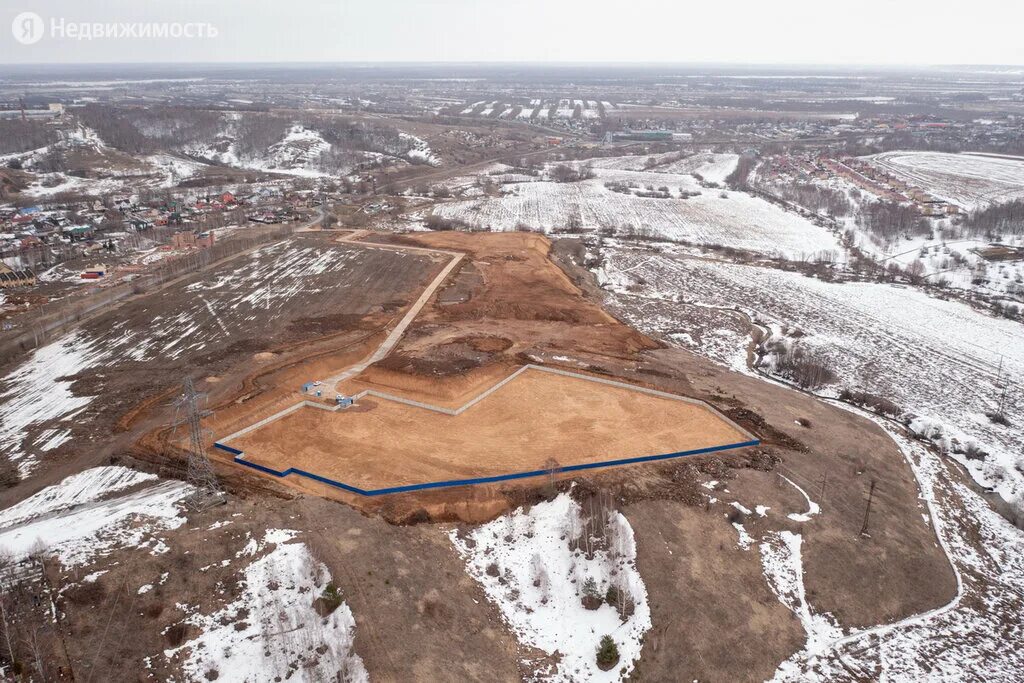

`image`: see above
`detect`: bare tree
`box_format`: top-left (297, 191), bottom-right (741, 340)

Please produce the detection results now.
top-left (530, 554), bottom-right (550, 604)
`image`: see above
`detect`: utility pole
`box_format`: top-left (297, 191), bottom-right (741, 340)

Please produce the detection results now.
top-left (995, 355), bottom-right (1008, 419)
top-left (860, 480), bottom-right (876, 537)
top-left (172, 377), bottom-right (223, 510)
top-left (820, 473), bottom-right (828, 503)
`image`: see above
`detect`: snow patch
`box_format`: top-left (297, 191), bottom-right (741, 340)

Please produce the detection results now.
top-left (450, 494), bottom-right (651, 681)
top-left (167, 532), bottom-right (366, 683)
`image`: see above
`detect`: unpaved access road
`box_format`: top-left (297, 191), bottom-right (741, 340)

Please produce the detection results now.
top-left (325, 233), bottom-right (464, 391)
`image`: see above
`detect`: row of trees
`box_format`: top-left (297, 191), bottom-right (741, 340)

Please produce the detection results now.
top-left (76, 104), bottom-right (223, 155)
top-left (771, 181), bottom-right (853, 217)
top-left (725, 153), bottom-right (757, 190)
top-left (856, 201), bottom-right (931, 241)
top-left (0, 120), bottom-right (58, 155)
top-left (965, 199), bottom-right (1024, 236)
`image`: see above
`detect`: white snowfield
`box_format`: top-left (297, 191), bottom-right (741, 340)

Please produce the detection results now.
top-left (0, 466), bottom-right (192, 567)
top-left (599, 246), bottom-right (1024, 506)
top-left (0, 465), bottom-right (156, 529)
top-left (450, 493), bottom-right (651, 682)
top-left (580, 152), bottom-right (739, 186)
top-left (867, 151), bottom-right (1024, 210)
top-left (432, 166), bottom-right (842, 261)
top-left (168, 531), bottom-right (367, 683)
top-left (658, 152), bottom-right (740, 185)
top-left (849, 233), bottom-right (1024, 302)
top-left (0, 331), bottom-right (108, 474)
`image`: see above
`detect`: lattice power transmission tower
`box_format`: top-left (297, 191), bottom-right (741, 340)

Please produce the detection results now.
top-left (172, 377), bottom-right (224, 510)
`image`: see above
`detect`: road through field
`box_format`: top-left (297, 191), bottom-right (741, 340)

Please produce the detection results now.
top-left (324, 234), bottom-right (464, 391)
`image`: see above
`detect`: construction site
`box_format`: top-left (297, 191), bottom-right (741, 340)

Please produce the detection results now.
top-left (0, 217), bottom-right (978, 683)
top-left (217, 364), bottom-right (756, 494)
top-left (150, 230), bottom-right (755, 508)
top-left (4, 50), bottom-right (1024, 683)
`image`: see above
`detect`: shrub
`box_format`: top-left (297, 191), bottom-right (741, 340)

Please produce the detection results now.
top-left (581, 577), bottom-right (602, 610)
top-left (596, 635), bottom-right (620, 671)
top-left (986, 412), bottom-right (1010, 426)
top-left (838, 388), bottom-right (903, 418)
top-left (0, 452), bottom-right (19, 489)
top-left (960, 442), bottom-right (987, 461)
top-left (314, 583), bottom-right (343, 616)
top-left (423, 215), bottom-right (467, 231)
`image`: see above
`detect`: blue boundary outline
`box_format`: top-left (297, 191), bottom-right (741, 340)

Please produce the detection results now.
top-left (215, 439), bottom-right (760, 496)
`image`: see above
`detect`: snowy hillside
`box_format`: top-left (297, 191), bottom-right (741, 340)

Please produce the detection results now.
top-left (451, 493), bottom-right (651, 681)
top-left (167, 530), bottom-right (367, 683)
top-left (0, 466), bottom-right (193, 567)
top-left (598, 243), bottom-right (1024, 507)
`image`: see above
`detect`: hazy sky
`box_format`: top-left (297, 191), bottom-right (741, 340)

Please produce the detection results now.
top-left (3, 0), bottom-right (1024, 66)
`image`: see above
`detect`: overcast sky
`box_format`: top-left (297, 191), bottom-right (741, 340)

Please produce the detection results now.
top-left (3, 0), bottom-right (1024, 66)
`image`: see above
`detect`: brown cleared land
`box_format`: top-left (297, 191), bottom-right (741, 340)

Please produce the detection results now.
top-left (230, 367), bottom-right (749, 491)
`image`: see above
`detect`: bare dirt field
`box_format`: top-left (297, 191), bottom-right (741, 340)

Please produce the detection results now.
top-left (229, 366), bottom-right (752, 491)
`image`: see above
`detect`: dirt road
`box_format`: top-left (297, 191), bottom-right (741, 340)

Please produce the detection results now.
top-left (325, 235), bottom-right (464, 391)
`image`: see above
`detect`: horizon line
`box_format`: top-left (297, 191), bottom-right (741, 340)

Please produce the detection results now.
top-left (2, 60), bottom-right (1023, 69)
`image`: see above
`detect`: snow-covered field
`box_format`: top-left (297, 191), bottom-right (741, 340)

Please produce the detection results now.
top-left (0, 465), bottom-right (155, 529)
top-left (0, 466), bottom-right (192, 567)
top-left (168, 530), bottom-right (367, 683)
top-left (451, 493), bottom-right (651, 681)
top-left (0, 331), bottom-right (111, 475)
top-left (867, 151), bottom-right (1024, 210)
top-left (432, 167), bottom-right (842, 260)
top-left (658, 152), bottom-right (739, 184)
top-left (597, 242), bottom-right (1024, 506)
top-left (593, 238), bottom-right (1024, 677)
top-left (867, 234), bottom-right (1024, 301)
top-left (562, 152), bottom-right (737, 183)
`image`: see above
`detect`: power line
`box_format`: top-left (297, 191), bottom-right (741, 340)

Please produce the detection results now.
top-left (172, 377), bottom-right (223, 510)
top-left (860, 480), bottom-right (877, 537)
